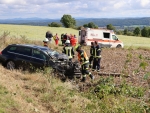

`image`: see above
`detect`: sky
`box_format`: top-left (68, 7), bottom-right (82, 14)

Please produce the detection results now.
top-left (0, 0), bottom-right (150, 19)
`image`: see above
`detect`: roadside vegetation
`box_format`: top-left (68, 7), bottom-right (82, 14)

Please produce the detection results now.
top-left (0, 25), bottom-right (150, 113)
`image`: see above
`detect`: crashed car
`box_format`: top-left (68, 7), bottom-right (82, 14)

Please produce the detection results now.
top-left (0, 44), bottom-right (81, 78)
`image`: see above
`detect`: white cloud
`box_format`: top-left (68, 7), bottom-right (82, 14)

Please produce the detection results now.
top-left (140, 0), bottom-right (150, 7)
top-left (0, 0), bottom-right (150, 19)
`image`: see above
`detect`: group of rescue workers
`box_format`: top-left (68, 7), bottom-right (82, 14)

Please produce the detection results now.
top-left (43, 31), bottom-right (77, 46)
top-left (43, 31), bottom-right (101, 82)
top-left (60, 33), bottom-right (77, 46)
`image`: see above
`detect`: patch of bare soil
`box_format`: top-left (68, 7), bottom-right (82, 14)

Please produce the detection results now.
top-left (73, 48), bottom-right (150, 92)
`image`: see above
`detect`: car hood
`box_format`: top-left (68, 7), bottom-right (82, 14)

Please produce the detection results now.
top-left (55, 53), bottom-right (69, 61)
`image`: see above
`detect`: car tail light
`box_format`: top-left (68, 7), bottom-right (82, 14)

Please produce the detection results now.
top-left (0, 51), bottom-right (2, 55)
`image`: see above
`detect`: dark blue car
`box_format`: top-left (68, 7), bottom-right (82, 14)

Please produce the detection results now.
top-left (0, 44), bottom-right (69, 70)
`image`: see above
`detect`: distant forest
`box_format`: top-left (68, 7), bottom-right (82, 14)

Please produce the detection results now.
top-left (0, 17), bottom-right (150, 30)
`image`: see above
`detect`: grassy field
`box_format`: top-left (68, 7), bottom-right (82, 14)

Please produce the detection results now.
top-left (118, 35), bottom-right (150, 48)
top-left (0, 24), bottom-right (150, 48)
top-left (0, 24), bottom-right (78, 41)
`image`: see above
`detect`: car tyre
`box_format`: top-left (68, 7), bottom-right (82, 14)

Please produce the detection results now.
top-left (6, 60), bottom-right (15, 70)
top-left (116, 44), bottom-right (122, 48)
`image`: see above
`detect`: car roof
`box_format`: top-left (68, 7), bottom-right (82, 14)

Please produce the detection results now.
top-left (10, 44), bottom-right (52, 51)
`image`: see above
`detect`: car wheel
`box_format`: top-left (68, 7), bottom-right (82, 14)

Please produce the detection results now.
top-left (6, 61), bottom-right (15, 70)
top-left (116, 44), bottom-right (122, 48)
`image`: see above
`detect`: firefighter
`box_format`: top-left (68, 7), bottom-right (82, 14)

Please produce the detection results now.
top-left (75, 44), bottom-right (94, 82)
top-left (89, 42), bottom-right (94, 68)
top-left (43, 38), bottom-right (49, 47)
top-left (61, 33), bottom-right (64, 45)
top-left (92, 41), bottom-right (102, 72)
top-left (62, 40), bottom-right (75, 61)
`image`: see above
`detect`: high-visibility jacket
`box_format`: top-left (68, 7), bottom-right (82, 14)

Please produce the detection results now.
top-left (53, 35), bottom-right (59, 40)
top-left (93, 45), bottom-right (101, 58)
top-left (62, 44), bottom-right (75, 59)
top-left (90, 45), bottom-right (94, 56)
top-left (78, 50), bottom-right (89, 65)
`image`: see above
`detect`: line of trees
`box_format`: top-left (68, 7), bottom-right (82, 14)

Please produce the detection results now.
top-left (116, 26), bottom-right (150, 38)
top-left (48, 14), bottom-right (150, 38)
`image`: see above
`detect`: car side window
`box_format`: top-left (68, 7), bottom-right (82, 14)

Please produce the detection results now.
top-left (16, 47), bottom-right (32, 56)
top-left (32, 49), bottom-right (46, 60)
top-left (8, 46), bottom-right (17, 52)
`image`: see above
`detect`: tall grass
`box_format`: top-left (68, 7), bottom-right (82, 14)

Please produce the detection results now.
top-left (0, 85), bottom-right (19, 113)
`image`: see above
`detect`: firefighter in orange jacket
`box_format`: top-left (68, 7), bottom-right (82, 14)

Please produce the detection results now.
top-left (75, 44), bottom-right (94, 82)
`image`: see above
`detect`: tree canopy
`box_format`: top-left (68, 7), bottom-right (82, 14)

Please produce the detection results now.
top-left (60, 14), bottom-right (76, 28)
top-left (83, 22), bottom-right (98, 28)
top-left (106, 24), bottom-right (116, 31)
top-left (48, 22), bottom-right (62, 27)
top-left (133, 27), bottom-right (140, 36)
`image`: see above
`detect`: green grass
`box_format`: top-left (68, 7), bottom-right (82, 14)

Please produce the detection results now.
top-left (0, 24), bottom-right (78, 41)
top-left (0, 24), bottom-right (150, 49)
top-left (118, 35), bottom-right (150, 48)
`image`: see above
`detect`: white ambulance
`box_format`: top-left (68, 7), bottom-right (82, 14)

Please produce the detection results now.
top-left (78, 27), bottom-right (124, 48)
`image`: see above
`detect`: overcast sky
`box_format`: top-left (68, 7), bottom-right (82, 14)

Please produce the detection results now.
top-left (0, 0), bottom-right (150, 19)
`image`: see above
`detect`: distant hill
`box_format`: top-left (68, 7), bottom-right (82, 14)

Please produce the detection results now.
top-left (0, 17), bottom-right (150, 28)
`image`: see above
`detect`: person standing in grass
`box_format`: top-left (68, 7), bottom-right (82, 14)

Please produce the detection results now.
top-left (61, 33), bottom-right (64, 45)
top-left (53, 33), bottom-right (59, 45)
top-left (45, 31), bottom-right (53, 43)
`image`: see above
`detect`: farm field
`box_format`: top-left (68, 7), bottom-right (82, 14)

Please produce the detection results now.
top-left (0, 24), bottom-right (78, 41)
top-left (0, 24), bottom-right (150, 48)
top-left (0, 24), bottom-right (150, 113)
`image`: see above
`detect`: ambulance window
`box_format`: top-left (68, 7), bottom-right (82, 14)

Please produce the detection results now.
top-left (103, 33), bottom-right (110, 39)
top-left (112, 35), bottom-right (118, 40)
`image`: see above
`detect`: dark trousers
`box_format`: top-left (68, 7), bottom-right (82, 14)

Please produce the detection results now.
top-left (92, 58), bottom-right (101, 71)
top-left (89, 56), bottom-right (93, 65)
top-left (81, 63), bottom-right (90, 77)
top-left (61, 40), bottom-right (63, 45)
